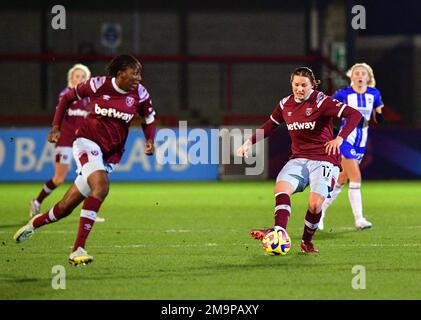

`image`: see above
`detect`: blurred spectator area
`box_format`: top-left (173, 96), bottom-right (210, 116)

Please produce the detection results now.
top-left (0, 0), bottom-right (418, 127)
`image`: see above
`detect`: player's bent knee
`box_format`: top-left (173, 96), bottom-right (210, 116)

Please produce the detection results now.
top-left (86, 172), bottom-right (109, 199)
top-left (308, 203), bottom-right (322, 214)
top-left (88, 177), bottom-right (109, 200)
top-left (90, 186), bottom-right (109, 200)
top-left (274, 181), bottom-right (295, 196)
top-left (308, 195), bottom-right (324, 213)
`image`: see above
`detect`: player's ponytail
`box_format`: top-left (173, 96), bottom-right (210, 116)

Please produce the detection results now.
top-left (290, 67), bottom-right (321, 88)
top-left (106, 54), bottom-right (142, 77)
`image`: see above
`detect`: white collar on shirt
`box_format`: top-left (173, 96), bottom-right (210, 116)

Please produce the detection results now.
top-left (112, 77), bottom-right (129, 94)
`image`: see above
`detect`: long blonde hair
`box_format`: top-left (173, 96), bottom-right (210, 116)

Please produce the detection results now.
top-left (346, 62), bottom-right (376, 87)
top-left (67, 64), bottom-right (91, 88)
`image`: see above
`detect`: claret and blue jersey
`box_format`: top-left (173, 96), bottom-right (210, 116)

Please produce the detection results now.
top-left (334, 86), bottom-right (384, 161)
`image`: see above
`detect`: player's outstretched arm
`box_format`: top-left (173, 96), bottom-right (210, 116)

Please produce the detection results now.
top-left (237, 118), bottom-right (279, 158)
top-left (47, 125), bottom-right (60, 143)
top-left (141, 121), bottom-right (157, 156)
top-left (237, 139), bottom-right (252, 158)
top-left (145, 139), bottom-right (155, 155)
top-left (48, 89), bottom-right (79, 143)
top-left (51, 88), bottom-right (81, 135)
top-left (337, 105), bottom-right (363, 139)
top-left (322, 97), bottom-right (362, 156)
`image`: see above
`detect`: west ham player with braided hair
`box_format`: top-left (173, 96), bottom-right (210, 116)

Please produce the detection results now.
top-left (14, 54), bottom-right (157, 265)
top-left (319, 63), bottom-right (384, 231)
top-left (237, 67), bottom-right (362, 253)
top-left (29, 64), bottom-right (106, 222)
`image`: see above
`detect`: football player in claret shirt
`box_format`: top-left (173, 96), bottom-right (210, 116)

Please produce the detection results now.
top-left (319, 63), bottom-right (384, 231)
top-left (237, 67), bottom-right (362, 253)
top-left (29, 64), bottom-right (104, 222)
top-left (14, 54), bottom-right (157, 265)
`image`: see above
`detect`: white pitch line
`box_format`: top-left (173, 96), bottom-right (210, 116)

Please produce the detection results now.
top-left (90, 243), bottom-right (218, 248)
top-left (2, 226), bottom-right (421, 235)
top-left (165, 229), bottom-right (197, 233)
top-left (88, 242), bottom-right (421, 249)
top-left (0, 230), bottom-right (69, 234)
top-left (326, 243), bottom-right (421, 247)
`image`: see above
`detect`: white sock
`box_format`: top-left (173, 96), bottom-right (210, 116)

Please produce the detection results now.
top-left (322, 183), bottom-right (344, 218)
top-left (348, 181), bottom-right (363, 221)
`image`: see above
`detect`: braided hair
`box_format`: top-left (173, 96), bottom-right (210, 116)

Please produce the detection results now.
top-left (106, 54), bottom-right (142, 77)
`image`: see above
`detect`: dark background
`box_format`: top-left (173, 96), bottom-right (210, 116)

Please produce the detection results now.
top-left (1, 0), bottom-right (420, 127)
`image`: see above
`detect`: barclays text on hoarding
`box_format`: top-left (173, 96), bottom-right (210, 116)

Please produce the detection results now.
top-left (0, 124), bottom-right (265, 181)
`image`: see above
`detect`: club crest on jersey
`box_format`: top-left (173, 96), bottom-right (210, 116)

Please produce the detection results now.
top-left (287, 111), bottom-right (292, 117)
top-left (91, 151), bottom-right (99, 156)
top-left (305, 107), bottom-right (313, 116)
top-left (126, 96), bottom-right (135, 107)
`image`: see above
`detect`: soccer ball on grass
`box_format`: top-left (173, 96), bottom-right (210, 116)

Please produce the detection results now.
top-left (262, 226), bottom-right (291, 256)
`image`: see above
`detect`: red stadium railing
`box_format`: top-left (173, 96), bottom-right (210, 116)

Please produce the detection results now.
top-left (0, 114), bottom-right (179, 127)
top-left (0, 52), bottom-right (351, 126)
top-left (223, 114), bottom-right (269, 125)
top-left (0, 52), bottom-right (323, 63)
top-left (0, 115), bottom-right (52, 124)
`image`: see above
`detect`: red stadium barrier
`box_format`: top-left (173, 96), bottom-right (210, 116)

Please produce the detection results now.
top-left (223, 115), bottom-right (269, 125)
top-left (0, 114), bottom-right (178, 127)
top-left (0, 52), bottom-right (349, 126)
top-left (0, 52), bottom-right (323, 64)
top-left (0, 115), bottom-right (52, 126)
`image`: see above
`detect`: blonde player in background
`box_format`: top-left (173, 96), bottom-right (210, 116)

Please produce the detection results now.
top-left (30, 64), bottom-right (104, 222)
top-left (319, 63), bottom-right (384, 231)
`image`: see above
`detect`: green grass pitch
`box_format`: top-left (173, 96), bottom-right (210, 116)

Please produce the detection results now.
top-left (1, 181), bottom-right (420, 299)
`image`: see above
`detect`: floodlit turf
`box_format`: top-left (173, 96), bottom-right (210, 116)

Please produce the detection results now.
top-left (1, 181), bottom-right (421, 300)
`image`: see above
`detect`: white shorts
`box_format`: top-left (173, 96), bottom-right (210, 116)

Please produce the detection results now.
top-left (72, 137), bottom-right (116, 197)
top-left (55, 146), bottom-right (73, 165)
top-left (276, 158), bottom-right (339, 199)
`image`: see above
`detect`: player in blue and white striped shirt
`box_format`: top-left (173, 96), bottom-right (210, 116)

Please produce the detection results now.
top-left (319, 63), bottom-right (384, 231)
